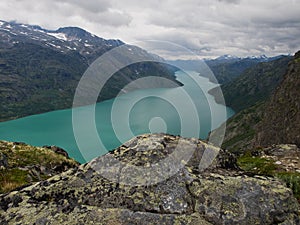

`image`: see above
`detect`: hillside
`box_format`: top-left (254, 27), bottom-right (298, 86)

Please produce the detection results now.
top-left (0, 141), bottom-right (79, 194)
top-left (212, 51), bottom-right (299, 153)
top-left (208, 56), bottom-right (291, 112)
top-left (0, 134), bottom-right (299, 224)
top-left (0, 20), bottom-right (179, 121)
top-left (256, 51), bottom-right (300, 146)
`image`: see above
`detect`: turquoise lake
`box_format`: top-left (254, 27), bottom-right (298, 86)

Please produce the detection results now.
top-left (0, 71), bottom-right (234, 163)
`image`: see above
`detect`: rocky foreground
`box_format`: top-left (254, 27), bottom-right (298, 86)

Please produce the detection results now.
top-left (0, 134), bottom-right (299, 224)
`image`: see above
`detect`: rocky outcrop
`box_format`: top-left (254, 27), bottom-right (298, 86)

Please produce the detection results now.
top-left (260, 144), bottom-right (300, 173)
top-left (0, 141), bottom-right (79, 194)
top-left (0, 134), bottom-right (299, 224)
top-left (256, 51), bottom-right (300, 147)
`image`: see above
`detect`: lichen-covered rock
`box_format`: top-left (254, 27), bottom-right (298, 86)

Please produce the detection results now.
top-left (0, 134), bottom-right (299, 224)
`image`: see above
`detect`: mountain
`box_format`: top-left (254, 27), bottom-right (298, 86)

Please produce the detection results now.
top-left (0, 20), bottom-right (123, 63)
top-left (0, 20), bottom-right (179, 121)
top-left (211, 51), bottom-right (299, 152)
top-left (0, 134), bottom-right (299, 224)
top-left (208, 55), bottom-right (292, 112)
top-left (256, 51), bottom-right (300, 147)
top-left (206, 55), bottom-right (287, 84)
top-left (168, 55), bottom-right (285, 85)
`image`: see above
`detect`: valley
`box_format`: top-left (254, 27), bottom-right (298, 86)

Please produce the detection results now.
top-left (0, 15), bottom-right (299, 225)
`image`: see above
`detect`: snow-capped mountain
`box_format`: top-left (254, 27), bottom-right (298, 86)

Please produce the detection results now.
top-left (0, 20), bottom-right (124, 63)
top-left (215, 54), bottom-right (240, 61)
top-left (0, 20), bottom-right (178, 121)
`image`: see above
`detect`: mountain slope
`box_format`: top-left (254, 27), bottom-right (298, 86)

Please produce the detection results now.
top-left (211, 51), bottom-right (299, 153)
top-left (209, 56), bottom-right (291, 112)
top-left (0, 20), bottom-right (178, 121)
top-left (256, 51), bottom-right (300, 146)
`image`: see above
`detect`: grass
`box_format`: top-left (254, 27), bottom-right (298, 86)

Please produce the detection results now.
top-left (276, 172), bottom-right (300, 200)
top-left (238, 154), bottom-right (277, 176)
top-left (0, 168), bottom-right (29, 193)
top-left (0, 141), bottom-right (79, 194)
top-left (238, 153), bottom-right (300, 202)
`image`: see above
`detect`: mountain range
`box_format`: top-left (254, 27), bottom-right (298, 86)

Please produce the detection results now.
top-left (211, 51), bottom-right (300, 152)
top-left (0, 19), bottom-right (300, 224)
top-left (0, 20), bottom-right (178, 121)
top-left (168, 54), bottom-right (285, 85)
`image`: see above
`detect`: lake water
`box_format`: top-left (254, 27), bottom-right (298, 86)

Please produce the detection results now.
top-left (0, 71), bottom-right (234, 163)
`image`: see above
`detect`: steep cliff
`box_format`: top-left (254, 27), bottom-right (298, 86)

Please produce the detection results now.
top-left (256, 51), bottom-right (300, 146)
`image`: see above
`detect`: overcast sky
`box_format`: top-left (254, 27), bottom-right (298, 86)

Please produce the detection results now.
top-left (0, 0), bottom-right (299, 59)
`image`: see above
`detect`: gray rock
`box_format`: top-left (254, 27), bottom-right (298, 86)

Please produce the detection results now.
top-left (0, 134), bottom-right (299, 224)
top-left (0, 152), bottom-right (8, 169)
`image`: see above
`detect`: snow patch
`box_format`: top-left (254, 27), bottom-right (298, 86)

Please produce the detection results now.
top-left (47, 32), bottom-right (68, 41)
top-left (35, 29), bottom-right (45, 33)
top-left (84, 43), bottom-right (92, 47)
top-left (46, 43), bottom-right (61, 49)
top-left (0, 21), bottom-right (4, 26)
top-left (30, 37), bottom-right (40, 40)
top-left (20, 24), bottom-right (28, 28)
top-left (0, 28), bottom-right (17, 35)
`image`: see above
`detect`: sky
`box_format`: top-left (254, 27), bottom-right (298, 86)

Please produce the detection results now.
top-left (0, 0), bottom-right (299, 59)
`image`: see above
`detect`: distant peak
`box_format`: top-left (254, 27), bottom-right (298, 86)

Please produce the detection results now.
top-left (246, 55), bottom-right (268, 60)
top-left (216, 54), bottom-right (239, 60)
top-left (54, 27), bottom-right (92, 40)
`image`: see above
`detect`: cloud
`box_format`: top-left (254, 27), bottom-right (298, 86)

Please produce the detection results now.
top-left (0, 0), bottom-right (299, 58)
top-left (0, 0), bottom-right (131, 29)
top-left (218, 0), bottom-right (240, 4)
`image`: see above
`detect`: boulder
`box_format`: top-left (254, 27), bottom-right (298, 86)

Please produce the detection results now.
top-left (0, 134), bottom-right (299, 224)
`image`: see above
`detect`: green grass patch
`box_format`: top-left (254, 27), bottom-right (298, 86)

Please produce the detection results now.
top-left (238, 154), bottom-right (300, 201)
top-left (276, 172), bottom-right (300, 200)
top-left (237, 154), bottom-right (277, 176)
top-left (0, 168), bottom-right (29, 193)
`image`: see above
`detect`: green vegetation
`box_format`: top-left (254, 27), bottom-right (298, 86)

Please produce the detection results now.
top-left (0, 43), bottom-right (178, 122)
top-left (238, 154), bottom-right (300, 201)
top-left (0, 141), bottom-right (79, 193)
top-left (0, 168), bottom-right (29, 193)
top-left (277, 172), bottom-right (300, 200)
top-left (238, 153), bottom-right (277, 176)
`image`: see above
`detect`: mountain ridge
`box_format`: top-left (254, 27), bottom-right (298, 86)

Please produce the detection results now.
top-left (208, 55), bottom-right (292, 112)
top-left (0, 20), bottom-right (179, 121)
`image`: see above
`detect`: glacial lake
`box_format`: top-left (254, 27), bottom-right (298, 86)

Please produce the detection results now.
top-left (0, 71), bottom-right (234, 163)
